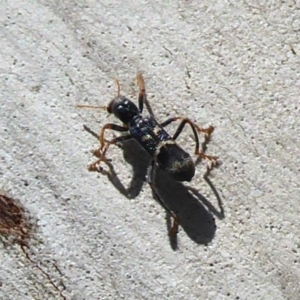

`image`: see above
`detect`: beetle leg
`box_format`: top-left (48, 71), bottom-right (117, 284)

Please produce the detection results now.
top-left (160, 117), bottom-right (218, 163)
top-left (136, 73), bottom-right (155, 117)
top-left (147, 160), bottom-right (179, 236)
top-left (98, 123), bottom-right (128, 150)
top-left (161, 117), bottom-right (214, 136)
top-left (89, 134), bottom-right (132, 172)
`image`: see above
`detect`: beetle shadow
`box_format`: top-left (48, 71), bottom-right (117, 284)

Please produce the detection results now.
top-left (83, 125), bottom-right (150, 199)
top-left (83, 125), bottom-right (224, 249)
top-left (153, 167), bottom-right (224, 248)
top-left (97, 139), bottom-right (151, 199)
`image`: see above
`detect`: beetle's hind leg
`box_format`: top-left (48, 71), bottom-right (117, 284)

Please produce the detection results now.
top-left (147, 160), bottom-right (179, 236)
top-left (160, 117), bottom-right (218, 167)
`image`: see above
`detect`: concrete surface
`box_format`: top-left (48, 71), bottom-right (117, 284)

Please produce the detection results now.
top-left (1, 1), bottom-right (300, 299)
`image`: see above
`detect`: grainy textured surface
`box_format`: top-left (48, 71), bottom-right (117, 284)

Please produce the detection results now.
top-left (1, 1), bottom-right (300, 299)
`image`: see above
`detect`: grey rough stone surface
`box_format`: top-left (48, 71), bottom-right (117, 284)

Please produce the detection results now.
top-left (1, 1), bottom-right (300, 299)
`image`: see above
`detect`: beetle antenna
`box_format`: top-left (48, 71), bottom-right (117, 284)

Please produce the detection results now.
top-left (76, 104), bottom-right (107, 110)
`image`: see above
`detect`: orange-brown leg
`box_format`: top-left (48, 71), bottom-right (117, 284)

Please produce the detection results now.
top-left (160, 117), bottom-right (218, 163)
top-left (98, 123), bottom-right (128, 150)
top-left (136, 73), bottom-right (146, 113)
top-left (136, 73), bottom-right (155, 116)
top-left (88, 134), bottom-right (132, 172)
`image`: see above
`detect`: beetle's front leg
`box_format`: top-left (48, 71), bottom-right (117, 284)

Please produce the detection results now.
top-left (98, 123), bottom-right (128, 150)
top-left (89, 134), bottom-right (133, 172)
top-left (136, 73), bottom-right (155, 117)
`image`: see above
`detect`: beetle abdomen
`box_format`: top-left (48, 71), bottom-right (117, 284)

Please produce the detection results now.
top-left (156, 142), bottom-right (195, 182)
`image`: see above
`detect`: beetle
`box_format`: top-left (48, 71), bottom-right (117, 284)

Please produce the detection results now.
top-left (78, 74), bottom-right (218, 235)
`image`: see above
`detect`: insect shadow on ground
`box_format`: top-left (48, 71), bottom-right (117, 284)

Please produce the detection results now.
top-left (83, 125), bottom-right (224, 248)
